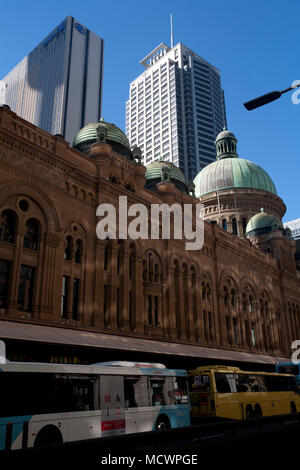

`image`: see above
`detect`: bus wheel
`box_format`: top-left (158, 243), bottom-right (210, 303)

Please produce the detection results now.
top-left (254, 405), bottom-right (262, 418)
top-left (156, 416), bottom-right (170, 431)
top-left (34, 425), bottom-right (63, 448)
top-left (246, 406), bottom-right (254, 419)
top-left (291, 402), bottom-right (297, 414)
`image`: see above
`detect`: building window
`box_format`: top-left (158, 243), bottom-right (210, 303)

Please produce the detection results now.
top-left (0, 260), bottom-right (10, 307)
top-left (147, 295), bottom-right (152, 325)
top-left (103, 284), bottom-right (108, 325)
top-left (232, 218), bottom-right (237, 235)
top-left (0, 210), bottom-right (17, 243)
top-left (222, 219), bottom-right (227, 231)
top-left (226, 316), bottom-right (231, 344)
top-left (233, 317), bottom-right (239, 345)
top-left (74, 240), bottom-right (83, 264)
top-left (251, 322), bottom-right (256, 347)
top-left (18, 265), bottom-right (35, 312)
top-left (61, 275), bottom-right (69, 317)
top-left (72, 278), bottom-right (80, 320)
top-left (64, 236), bottom-right (73, 261)
top-left (23, 219), bottom-right (39, 251)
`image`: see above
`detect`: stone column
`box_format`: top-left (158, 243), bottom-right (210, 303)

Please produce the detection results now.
top-left (177, 266), bottom-right (187, 341)
top-left (120, 251), bottom-right (130, 331)
top-left (187, 272), bottom-right (195, 342)
top-left (31, 233), bottom-right (46, 319)
top-left (134, 254), bottom-right (144, 334)
top-left (108, 244), bottom-right (118, 330)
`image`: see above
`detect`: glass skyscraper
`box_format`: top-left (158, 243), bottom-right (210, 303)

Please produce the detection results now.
top-left (0, 16), bottom-right (104, 143)
top-left (126, 43), bottom-right (227, 181)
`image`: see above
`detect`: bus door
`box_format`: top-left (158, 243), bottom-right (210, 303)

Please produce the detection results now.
top-left (189, 374), bottom-right (212, 417)
top-left (100, 376), bottom-right (125, 436)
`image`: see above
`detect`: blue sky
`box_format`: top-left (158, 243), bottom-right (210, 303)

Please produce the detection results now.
top-left (1, 0), bottom-right (299, 222)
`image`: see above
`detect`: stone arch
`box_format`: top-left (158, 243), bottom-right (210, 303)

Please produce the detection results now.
top-left (0, 180), bottom-right (61, 233)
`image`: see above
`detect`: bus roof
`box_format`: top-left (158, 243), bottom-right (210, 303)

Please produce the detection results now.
top-left (188, 365), bottom-right (294, 378)
top-left (188, 365), bottom-right (241, 374)
top-left (0, 361), bottom-right (186, 377)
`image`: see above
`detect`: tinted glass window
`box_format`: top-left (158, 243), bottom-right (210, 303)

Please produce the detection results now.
top-left (0, 373), bottom-right (99, 418)
top-left (237, 374), bottom-right (267, 392)
top-left (124, 376), bottom-right (148, 408)
top-left (264, 375), bottom-right (297, 392)
top-left (215, 373), bottom-right (237, 393)
top-left (189, 374), bottom-right (210, 391)
top-left (172, 377), bottom-right (189, 404)
top-left (278, 365), bottom-right (299, 376)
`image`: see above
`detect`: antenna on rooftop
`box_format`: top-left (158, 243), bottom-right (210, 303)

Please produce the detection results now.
top-left (170, 13), bottom-right (174, 48)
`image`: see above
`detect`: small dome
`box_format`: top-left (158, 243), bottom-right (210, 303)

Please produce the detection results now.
top-left (215, 129), bottom-right (237, 141)
top-left (72, 120), bottom-right (131, 158)
top-left (145, 161), bottom-right (188, 193)
top-left (246, 209), bottom-right (284, 238)
top-left (194, 158), bottom-right (277, 197)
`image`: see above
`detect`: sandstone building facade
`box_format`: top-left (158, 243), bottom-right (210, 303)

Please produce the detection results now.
top-left (0, 105), bottom-right (299, 367)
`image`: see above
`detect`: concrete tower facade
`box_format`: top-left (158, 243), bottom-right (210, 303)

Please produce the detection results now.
top-left (0, 16), bottom-right (104, 143)
top-left (126, 43), bottom-right (227, 182)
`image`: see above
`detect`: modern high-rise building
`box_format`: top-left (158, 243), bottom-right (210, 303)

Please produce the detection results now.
top-left (126, 43), bottom-right (227, 182)
top-left (0, 16), bottom-right (104, 143)
top-left (284, 219), bottom-right (300, 240)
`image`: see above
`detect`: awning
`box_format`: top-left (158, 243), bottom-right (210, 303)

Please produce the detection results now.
top-left (0, 320), bottom-right (288, 365)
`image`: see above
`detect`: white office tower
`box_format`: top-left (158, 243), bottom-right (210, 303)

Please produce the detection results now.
top-left (284, 219), bottom-right (300, 240)
top-left (1, 17), bottom-right (104, 143)
top-left (126, 43), bottom-right (227, 181)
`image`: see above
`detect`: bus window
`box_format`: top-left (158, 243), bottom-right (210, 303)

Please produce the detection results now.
top-left (215, 373), bottom-right (237, 393)
top-left (149, 378), bottom-right (167, 406)
top-left (124, 377), bottom-right (148, 408)
top-left (264, 375), bottom-right (297, 392)
top-left (236, 374), bottom-right (266, 393)
top-left (277, 364), bottom-right (300, 376)
top-left (68, 376), bottom-right (97, 411)
top-left (172, 377), bottom-right (189, 404)
top-left (190, 375), bottom-right (210, 391)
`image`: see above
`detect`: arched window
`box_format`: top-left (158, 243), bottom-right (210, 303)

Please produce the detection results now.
top-left (154, 264), bottom-right (160, 283)
top-left (23, 219), bottom-right (39, 250)
top-left (222, 219), bottom-right (227, 231)
top-left (232, 218), bottom-right (238, 235)
top-left (224, 286), bottom-right (228, 306)
top-left (64, 236), bottom-right (73, 261)
top-left (231, 289), bottom-right (236, 308)
top-left (74, 239), bottom-right (83, 264)
top-left (0, 210), bottom-right (17, 243)
top-left (242, 218), bottom-right (247, 236)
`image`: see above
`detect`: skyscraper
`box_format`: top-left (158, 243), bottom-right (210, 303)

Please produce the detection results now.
top-left (126, 43), bottom-right (227, 181)
top-left (0, 16), bottom-right (104, 143)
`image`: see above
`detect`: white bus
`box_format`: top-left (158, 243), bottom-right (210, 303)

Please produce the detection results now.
top-left (0, 342), bottom-right (190, 450)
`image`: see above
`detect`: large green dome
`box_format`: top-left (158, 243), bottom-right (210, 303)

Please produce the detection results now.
top-left (145, 161), bottom-right (188, 193)
top-left (246, 209), bottom-right (284, 237)
top-left (194, 128), bottom-right (277, 197)
top-left (72, 120), bottom-right (131, 157)
top-left (194, 157), bottom-right (277, 197)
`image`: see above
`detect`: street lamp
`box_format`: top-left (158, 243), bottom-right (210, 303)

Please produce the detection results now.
top-left (243, 83), bottom-right (300, 110)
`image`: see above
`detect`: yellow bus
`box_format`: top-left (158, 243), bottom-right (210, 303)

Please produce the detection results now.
top-left (188, 365), bottom-right (300, 420)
